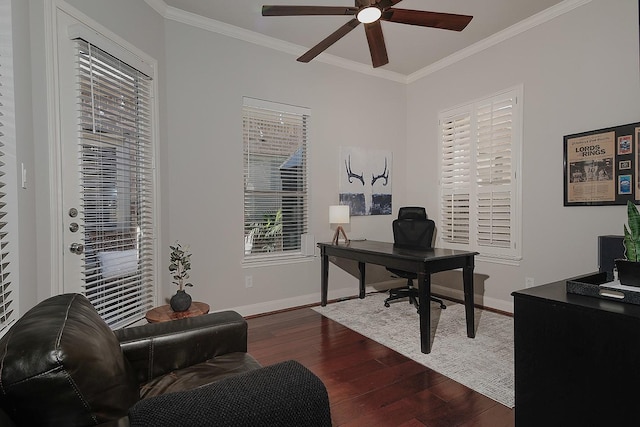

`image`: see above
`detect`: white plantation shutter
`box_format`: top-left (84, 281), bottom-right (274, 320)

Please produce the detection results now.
top-left (243, 98), bottom-right (309, 262)
top-left (476, 95), bottom-right (515, 250)
top-left (439, 87), bottom-right (522, 261)
top-left (441, 114), bottom-right (471, 244)
top-left (0, 0), bottom-right (19, 334)
top-left (74, 39), bottom-right (155, 328)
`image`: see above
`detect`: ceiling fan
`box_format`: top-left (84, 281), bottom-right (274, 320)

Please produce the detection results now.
top-left (262, 0), bottom-right (473, 68)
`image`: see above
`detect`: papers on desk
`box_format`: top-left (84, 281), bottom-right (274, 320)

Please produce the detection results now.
top-left (566, 273), bottom-right (640, 306)
top-left (597, 279), bottom-right (640, 304)
top-left (601, 279), bottom-right (640, 293)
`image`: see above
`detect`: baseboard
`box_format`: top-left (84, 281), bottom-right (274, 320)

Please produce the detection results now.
top-left (430, 284), bottom-right (514, 314)
top-left (228, 283), bottom-right (514, 317)
top-left (229, 286), bottom-right (358, 317)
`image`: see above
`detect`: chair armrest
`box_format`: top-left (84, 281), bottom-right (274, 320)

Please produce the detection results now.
top-left (127, 360), bottom-right (332, 427)
top-left (114, 311), bottom-right (248, 384)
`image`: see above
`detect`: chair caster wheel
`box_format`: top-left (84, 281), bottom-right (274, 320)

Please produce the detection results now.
top-left (440, 304), bottom-right (446, 309)
top-left (384, 302), bottom-right (390, 307)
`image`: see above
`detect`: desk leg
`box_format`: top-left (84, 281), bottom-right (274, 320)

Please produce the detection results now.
top-left (463, 257), bottom-right (476, 338)
top-left (358, 262), bottom-right (366, 299)
top-left (418, 271), bottom-right (431, 354)
top-left (321, 253), bottom-right (329, 306)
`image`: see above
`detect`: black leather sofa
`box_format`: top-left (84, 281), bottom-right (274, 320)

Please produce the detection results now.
top-left (0, 293), bottom-right (332, 426)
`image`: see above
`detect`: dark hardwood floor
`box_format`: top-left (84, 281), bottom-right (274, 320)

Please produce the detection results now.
top-left (246, 305), bottom-right (515, 427)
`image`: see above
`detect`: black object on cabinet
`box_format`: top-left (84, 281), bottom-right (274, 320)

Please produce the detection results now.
top-left (598, 235), bottom-right (625, 280)
top-left (513, 276), bottom-right (640, 427)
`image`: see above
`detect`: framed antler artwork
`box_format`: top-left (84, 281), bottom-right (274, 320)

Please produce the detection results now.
top-left (339, 146), bottom-right (392, 216)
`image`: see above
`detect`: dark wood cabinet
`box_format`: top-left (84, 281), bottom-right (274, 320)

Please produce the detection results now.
top-left (513, 278), bottom-right (640, 427)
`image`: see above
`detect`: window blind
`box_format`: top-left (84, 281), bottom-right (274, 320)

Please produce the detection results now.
top-left (476, 96), bottom-right (514, 249)
top-left (74, 39), bottom-right (155, 328)
top-left (0, 0), bottom-right (18, 335)
top-left (439, 88), bottom-right (521, 260)
top-left (243, 99), bottom-right (309, 261)
top-left (441, 114), bottom-right (471, 245)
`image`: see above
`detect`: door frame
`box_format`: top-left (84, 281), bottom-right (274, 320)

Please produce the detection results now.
top-left (43, 0), bottom-right (161, 300)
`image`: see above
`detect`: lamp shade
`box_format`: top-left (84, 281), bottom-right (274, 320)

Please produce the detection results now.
top-left (329, 205), bottom-right (350, 224)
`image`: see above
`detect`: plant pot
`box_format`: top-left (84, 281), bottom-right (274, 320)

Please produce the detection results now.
top-left (170, 290), bottom-right (192, 312)
top-left (614, 259), bottom-right (640, 287)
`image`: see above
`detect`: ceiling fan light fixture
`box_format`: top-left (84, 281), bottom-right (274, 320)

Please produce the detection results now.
top-left (357, 6), bottom-right (381, 24)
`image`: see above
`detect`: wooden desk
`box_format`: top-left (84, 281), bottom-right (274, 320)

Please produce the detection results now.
top-left (513, 277), bottom-right (640, 426)
top-left (318, 240), bottom-right (477, 354)
top-left (145, 301), bottom-right (210, 323)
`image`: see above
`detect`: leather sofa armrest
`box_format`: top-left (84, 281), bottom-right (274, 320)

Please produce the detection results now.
top-left (127, 360), bottom-right (332, 427)
top-left (114, 311), bottom-right (248, 384)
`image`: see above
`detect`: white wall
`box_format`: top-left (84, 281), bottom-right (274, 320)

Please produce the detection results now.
top-left (18, 0), bottom-right (639, 317)
top-left (407, 0), bottom-right (640, 311)
top-left (12, 0), bottom-right (37, 315)
top-left (26, 0), bottom-right (167, 307)
top-left (164, 21), bottom-right (407, 314)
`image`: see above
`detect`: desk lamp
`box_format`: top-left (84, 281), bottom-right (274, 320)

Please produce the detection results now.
top-left (330, 205), bottom-right (350, 245)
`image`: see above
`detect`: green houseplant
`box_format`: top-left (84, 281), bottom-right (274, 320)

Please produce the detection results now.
top-left (623, 200), bottom-right (640, 261)
top-left (247, 210), bottom-right (283, 253)
top-left (169, 242), bottom-right (193, 311)
top-left (616, 201), bottom-right (640, 286)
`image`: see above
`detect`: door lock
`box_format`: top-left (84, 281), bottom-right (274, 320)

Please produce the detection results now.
top-left (69, 243), bottom-right (84, 255)
top-left (69, 222), bottom-right (79, 233)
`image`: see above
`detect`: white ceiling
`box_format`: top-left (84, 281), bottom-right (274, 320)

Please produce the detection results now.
top-left (159, 0), bottom-right (569, 77)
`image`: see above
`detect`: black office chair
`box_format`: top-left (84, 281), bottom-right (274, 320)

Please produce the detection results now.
top-left (384, 207), bottom-right (446, 311)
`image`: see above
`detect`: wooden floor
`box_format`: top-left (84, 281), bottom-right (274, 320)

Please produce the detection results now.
top-left (247, 305), bottom-right (515, 427)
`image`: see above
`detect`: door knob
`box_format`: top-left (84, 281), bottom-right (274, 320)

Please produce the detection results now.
top-left (69, 243), bottom-right (84, 255)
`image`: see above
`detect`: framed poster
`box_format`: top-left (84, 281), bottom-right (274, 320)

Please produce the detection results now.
top-left (564, 121), bottom-right (640, 206)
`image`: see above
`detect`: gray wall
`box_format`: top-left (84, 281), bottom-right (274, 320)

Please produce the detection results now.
top-left (407, 0), bottom-right (640, 310)
top-left (14, 0), bottom-right (640, 316)
top-left (13, 0), bottom-right (36, 315)
top-left (163, 21), bottom-right (406, 313)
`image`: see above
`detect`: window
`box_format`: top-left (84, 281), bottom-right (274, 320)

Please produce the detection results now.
top-left (0, 0), bottom-right (20, 334)
top-left (243, 98), bottom-right (309, 263)
top-left (74, 38), bottom-right (155, 328)
top-left (439, 86), bottom-right (522, 262)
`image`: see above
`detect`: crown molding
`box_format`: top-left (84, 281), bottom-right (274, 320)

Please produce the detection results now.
top-left (160, 3), bottom-right (407, 83)
top-left (143, 0), bottom-right (167, 17)
top-left (145, 0), bottom-right (592, 85)
top-left (407, 0), bottom-right (592, 83)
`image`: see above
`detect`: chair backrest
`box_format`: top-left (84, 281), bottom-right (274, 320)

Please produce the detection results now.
top-left (397, 206), bottom-right (427, 220)
top-left (0, 293), bottom-right (139, 426)
top-left (392, 207), bottom-right (435, 250)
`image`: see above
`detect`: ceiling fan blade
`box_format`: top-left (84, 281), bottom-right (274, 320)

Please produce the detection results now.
top-left (382, 9), bottom-right (473, 31)
top-left (262, 5), bottom-right (357, 16)
top-left (364, 21), bottom-right (388, 68)
top-left (298, 18), bottom-right (361, 63)
top-left (376, 0), bottom-right (403, 9)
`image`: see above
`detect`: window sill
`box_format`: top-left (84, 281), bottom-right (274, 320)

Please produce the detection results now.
top-left (242, 253), bottom-right (315, 268)
top-left (476, 253), bottom-right (522, 266)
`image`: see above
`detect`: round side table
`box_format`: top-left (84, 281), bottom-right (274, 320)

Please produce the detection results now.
top-left (145, 301), bottom-right (210, 323)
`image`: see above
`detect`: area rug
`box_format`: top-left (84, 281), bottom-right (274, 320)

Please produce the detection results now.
top-left (312, 292), bottom-right (514, 408)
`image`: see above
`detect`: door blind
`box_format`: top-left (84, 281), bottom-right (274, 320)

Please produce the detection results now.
top-left (0, 2), bottom-right (18, 334)
top-left (74, 39), bottom-right (155, 328)
top-left (243, 99), bottom-right (309, 261)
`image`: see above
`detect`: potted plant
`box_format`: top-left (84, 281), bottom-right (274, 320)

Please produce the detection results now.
top-left (616, 201), bottom-right (640, 286)
top-left (169, 242), bottom-right (193, 311)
